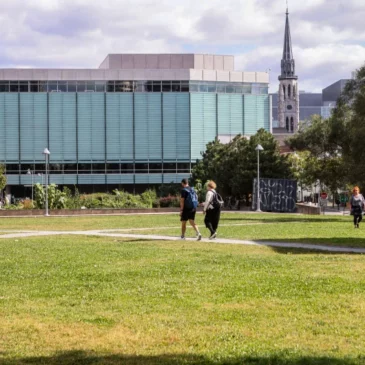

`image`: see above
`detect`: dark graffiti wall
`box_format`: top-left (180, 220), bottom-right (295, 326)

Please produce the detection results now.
top-left (252, 178), bottom-right (297, 212)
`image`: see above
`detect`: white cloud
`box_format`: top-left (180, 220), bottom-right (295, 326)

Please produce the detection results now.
top-left (0, 0), bottom-right (364, 92)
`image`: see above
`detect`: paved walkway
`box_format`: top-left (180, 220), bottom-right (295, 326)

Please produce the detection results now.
top-left (1, 229), bottom-right (364, 254)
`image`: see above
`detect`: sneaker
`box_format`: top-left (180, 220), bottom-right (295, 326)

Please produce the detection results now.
top-left (180, 236), bottom-right (186, 240)
top-left (209, 232), bottom-right (217, 240)
top-left (197, 233), bottom-right (202, 241)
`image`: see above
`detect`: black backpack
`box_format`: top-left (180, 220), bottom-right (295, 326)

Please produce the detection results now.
top-left (212, 191), bottom-right (224, 210)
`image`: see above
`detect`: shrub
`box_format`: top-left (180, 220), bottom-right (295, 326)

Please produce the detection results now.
top-left (159, 195), bottom-right (180, 208)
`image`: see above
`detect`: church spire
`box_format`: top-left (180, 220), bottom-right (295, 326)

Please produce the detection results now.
top-left (279, 6), bottom-right (297, 80)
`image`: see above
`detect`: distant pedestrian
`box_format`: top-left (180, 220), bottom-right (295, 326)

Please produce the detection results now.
top-left (203, 181), bottom-right (223, 239)
top-left (180, 179), bottom-right (201, 240)
top-left (350, 186), bottom-right (364, 228)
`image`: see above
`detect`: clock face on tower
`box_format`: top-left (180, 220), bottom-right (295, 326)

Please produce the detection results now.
top-left (287, 105), bottom-right (293, 110)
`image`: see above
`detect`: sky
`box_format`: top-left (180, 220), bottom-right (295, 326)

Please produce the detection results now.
top-left (0, 0), bottom-right (364, 92)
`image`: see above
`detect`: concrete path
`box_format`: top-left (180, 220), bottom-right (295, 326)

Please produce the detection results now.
top-left (1, 229), bottom-right (365, 254)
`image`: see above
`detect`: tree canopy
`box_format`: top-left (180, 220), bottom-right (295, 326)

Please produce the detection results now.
top-left (286, 63), bottom-right (365, 191)
top-left (0, 165), bottom-right (6, 192)
top-left (191, 129), bottom-right (292, 201)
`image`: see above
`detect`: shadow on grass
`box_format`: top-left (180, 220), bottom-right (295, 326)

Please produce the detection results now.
top-left (221, 216), bottom-right (347, 223)
top-left (258, 237), bottom-right (365, 254)
top-left (1, 351), bottom-right (363, 365)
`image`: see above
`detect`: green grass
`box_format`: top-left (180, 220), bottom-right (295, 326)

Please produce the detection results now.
top-left (1, 213), bottom-right (364, 248)
top-left (0, 233), bottom-right (365, 364)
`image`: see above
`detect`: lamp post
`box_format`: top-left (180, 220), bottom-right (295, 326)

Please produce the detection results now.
top-left (255, 144), bottom-right (264, 212)
top-left (43, 148), bottom-right (50, 216)
top-left (27, 169), bottom-right (34, 202)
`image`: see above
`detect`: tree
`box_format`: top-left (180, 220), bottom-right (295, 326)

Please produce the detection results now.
top-left (0, 165), bottom-right (6, 192)
top-left (192, 129), bottom-right (292, 204)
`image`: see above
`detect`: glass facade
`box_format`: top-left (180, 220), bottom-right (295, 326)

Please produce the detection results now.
top-left (0, 80), bottom-right (268, 95)
top-left (0, 89), bottom-right (270, 187)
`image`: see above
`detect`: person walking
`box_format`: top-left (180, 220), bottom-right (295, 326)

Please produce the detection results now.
top-left (180, 179), bottom-right (201, 240)
top-left (350, 186), bottom-right (365, 228)
top-left (203, 181), bottom-right (222, 239)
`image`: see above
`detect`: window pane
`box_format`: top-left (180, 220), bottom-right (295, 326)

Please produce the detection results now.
top-left (58, 81), bottom-right (67, 92)
top-left (153, 81), bottom-right (161, 92)
top-left (216, 83), bottom-right (226, 93)
top-left (0, 82), bottom-right (10, 92)
top-left (145, 81), bottom-right (153, 92)
top-left (135, 81), bottom-right (145, 92)
top-left (135, 163), bottom-right (148, 173)
top-left (19, 81), bottom-right (29, 92)
top-left (242, 84), bottom-right (252, 94)
top-left (64, 164), bottom-right (77, 173)
top-left (121, 163), bottom-right (134, 173)
top-left (106, 163), bottom-right (120, 174)
top-left (199, 83), bottom-right (208, 92)
top-left (189, 82), bottom-right (198, 92)
top-left (10, 82), bottom-right (19, 92)
top-left (78, 164), bottom-right (92, 173)
top-left (5, 164), bottom-right (19, 174)
top-left (162, 81), bottom-right (171, 92)
top-left (177, 163), bottom-right (190, 173)
top-left (34, 164), bottom-right (46, 174)
top-left (77, 81), bottom-right (86, 92)
top-left (48, 81), bottom-right (58, 92)
top-left (171, 81), bottom-right (180, 92)
top-left (181, 82), bottom-right (189, 92)
top-left (107, 81), bottom-right (115, 92)
top-left (226, 84), bottom-right (234, 93)
top-left (207, 83), bottom-right (216, 93)
top-left (30, 81), bottom-right (39, 92)
top-left (92, 163), bottom-right (105, 173)
top-left (68, 82), bottom-right (77, 92)
top-left (86, 81), bottom-right (95, 92)
top-left (163, 163), bottom-right (176, 172)
top-left (95, 81), bottom-right (106, 92)
top-left (50, 164), bottom-right (63, 174)
top-left (149, 163), bottom-right (162, 173)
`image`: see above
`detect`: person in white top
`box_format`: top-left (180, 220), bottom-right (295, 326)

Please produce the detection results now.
top-left (203, 180), bottom-right (221, 239)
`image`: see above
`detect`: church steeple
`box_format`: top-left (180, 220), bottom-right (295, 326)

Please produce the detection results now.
top-left (279, 7), bottom-right (297, 80)
top-left (277, 3), bottom-right (299, 134)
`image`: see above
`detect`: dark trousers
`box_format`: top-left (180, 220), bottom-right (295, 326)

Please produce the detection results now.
top-left (205, 208), bottom-right (221, 235)
top-left (354, 214), bottom-right (363, 226)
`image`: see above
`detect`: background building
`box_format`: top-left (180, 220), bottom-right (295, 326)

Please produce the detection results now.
top-left (271, 79), bottom-right (351, 126)
top-left (0, 53), bottom-right (270, 195)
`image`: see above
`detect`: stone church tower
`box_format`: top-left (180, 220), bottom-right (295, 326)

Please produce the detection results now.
top-left (278, 8), bottom-right (299, 133)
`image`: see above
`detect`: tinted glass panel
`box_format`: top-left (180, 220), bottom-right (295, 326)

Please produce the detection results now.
top-left (77, 81), bottom-right (86, 92)
top-left (5, 164), bottom-right (19, 174)
top-left (171, 81), bottom-right (181, 92)
top-left (86, 81), bottom-right (95, 92)
top-left (19, 82), bottom-right (29, 92)
top-left (162, 81), bottom-right (171, 92)
top-left (95, 81), bottom-right (106, 92)
top-left (180, 82), bottom-right (189, 92)
top-left (149, 163), bottom-right (162, 173)
top-left (0, 82), bottom-right (9, 92)
top-left (135, 163), bottom-right (148, 173)
top-left (64, 164), bottom-right (77, 173)
top-left (106, 163), bottom-right (120, 174)
top-left (58, 81), bottom-right (67, 92)
top-left (48, 81), bottom-right (58, 92)
top-left (92, 164), bottom-right (105, 173)
top-left (68, 82), bottom-right (77, 92)
top-left (50, 164), bottom-right (63, 174)
top-left (10, 83), bottom-right (19, 92)
top-left (121, 163), bottom-right (134, 173)
top-left (163, 163), bottom-right (176, 172)
top-left (30, 81), bottom-right (39, 92)
top-left (78, 164), bottom-right (91, 173)
top-left (189, 82), bottom-right (198, 92)
top-left (153, 81), bottom-right (161, 92)
top-left (145, 81), bottom-right (153, 92)
top-left (107, 81), bottom-right (114, 92)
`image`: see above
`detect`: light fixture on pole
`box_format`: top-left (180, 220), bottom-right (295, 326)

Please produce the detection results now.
top-left (43, 148), bottom-right (50, 216)
top-left (255, 144), bottom-right (264, 212)
top-left (26, 169), bottom-right (34, 203)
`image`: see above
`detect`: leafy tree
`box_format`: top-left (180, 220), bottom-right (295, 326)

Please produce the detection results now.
top-left (0, 165), bottom-right (6, 192)
top-left (192, 129), bottom-right (292, 204)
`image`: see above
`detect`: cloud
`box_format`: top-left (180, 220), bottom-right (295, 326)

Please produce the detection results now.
top-left (0, 0), bottom-right (364, 93)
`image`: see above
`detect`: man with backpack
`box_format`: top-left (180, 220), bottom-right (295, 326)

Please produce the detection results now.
top-left (180, 179), bottom-right (201, 240)
top-left (203, 180), bottom-right (223, 239)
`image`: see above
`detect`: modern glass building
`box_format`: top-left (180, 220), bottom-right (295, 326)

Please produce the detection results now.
top-left (0, 54), bottom-right (271, 194)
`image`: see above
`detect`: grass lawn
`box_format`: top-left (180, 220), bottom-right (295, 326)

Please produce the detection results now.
top-left (1, 228), bottom-right (365, 364)
top-left (1, 212), bottom-right (365, 247)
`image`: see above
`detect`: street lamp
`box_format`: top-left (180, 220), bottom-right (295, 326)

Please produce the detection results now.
top-left (26, 169), bottom-right (34, 203)
top-left (43, 148), bottom-right (50, 216)
top-left (255, 144), bottom-right (264, 212)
